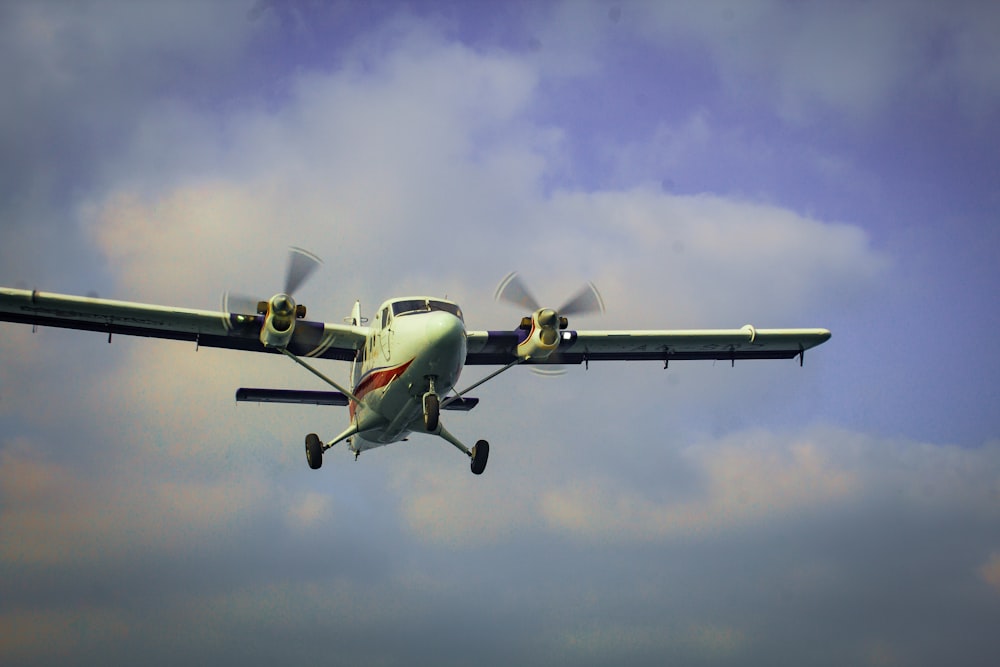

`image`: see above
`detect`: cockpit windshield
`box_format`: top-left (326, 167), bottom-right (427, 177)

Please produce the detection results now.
top-left (391, 299), bottom-right (463, 321)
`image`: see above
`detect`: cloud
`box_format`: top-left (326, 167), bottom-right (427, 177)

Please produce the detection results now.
top-left (500, 426), bottom-right (999, 547)
top-left (624, 1), bottom-right (1000, 121)
top-left (0, 437), bottom-right (267, 567)
top-left (532, 187), bottom-right (886, 328)
top-left (74, 36), bottom-right (548, 308)
top-left (555, 620), bottom-right (746, 663)
top-left (3, 5), bottom-right (997, 666)
top-left (0, 606), bottom-right (129, 665)
top-left (285, 491), bottom-right (334, 530)
top-left (539, 427), bottom-right (859, 541)
top-left (0, 1), bottom-right (256, 280)
top-left (71, 20), bottom-right (885, 331)
top-left (30, 29), bottom-right (888, 562)
top-left (980, 552), bottom-right (1000, 594)
top-left (390, 459), bottom-right (540, 547)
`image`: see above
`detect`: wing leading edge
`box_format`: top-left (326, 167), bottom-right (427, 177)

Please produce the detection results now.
top-left (0, 288), bottom-right (367, 361)
top-left (465, 325), bottom-right (830, 365)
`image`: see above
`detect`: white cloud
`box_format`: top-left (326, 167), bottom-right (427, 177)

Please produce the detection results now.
top-left (532, 187), bottom-right (886, 327)
top-left (74, 38), bottom-right (549, 310)
top-left (1, 8), bottom-right (998, 666)
top-left (624, 1), bottom-right (1000, 121)
top-left (28, 32), bottom-right (890, 563)
top-left (527, 426), bottom-right (1000, 544)
top-left (539, 426), bottom-right (860, 541)
top-left (73, 23), bottom-right (886, 334)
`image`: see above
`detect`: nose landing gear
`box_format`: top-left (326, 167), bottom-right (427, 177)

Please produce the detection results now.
top-left (423, 376), bottom-right (441, 432)
top-left (423, 392), bottom-right (440, 431)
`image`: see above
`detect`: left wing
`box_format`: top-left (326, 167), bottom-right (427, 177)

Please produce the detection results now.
top-left (0, 287), bottom-right (367, 360)
top-left (465, 325), bottom-right (830, 366)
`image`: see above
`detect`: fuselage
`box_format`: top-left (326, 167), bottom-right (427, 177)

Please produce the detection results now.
top-left (349, 297), bottom-right (466, 451)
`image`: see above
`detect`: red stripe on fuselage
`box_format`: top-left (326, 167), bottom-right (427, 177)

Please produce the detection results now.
top-left (350, 359), bottom-right (413, 418)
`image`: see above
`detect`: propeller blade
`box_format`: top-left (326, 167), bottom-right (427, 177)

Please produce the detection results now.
top-left (559, 282), bottom-right (605, 316)
top-left (285, 247), bottom-right (323, 296)
top-left (531, 365), bottom-right (568, 377)
top-left (222, 291), bottom-right (261, 315)
top-left (494, 272), bottom-right (540, 312)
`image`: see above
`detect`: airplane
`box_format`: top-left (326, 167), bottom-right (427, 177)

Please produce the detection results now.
top-left (0, 248), bottom-right (831, 476)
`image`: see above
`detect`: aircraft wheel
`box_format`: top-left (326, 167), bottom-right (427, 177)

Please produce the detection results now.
top-left (305, 433), bottom-right (323, 470)
top-left (470, 440), bottom-right (489, 475)
top-left (424, 394), bottom-right (440, 432)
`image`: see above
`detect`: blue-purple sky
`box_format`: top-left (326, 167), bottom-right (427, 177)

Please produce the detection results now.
top-left (1, 2), bottom-right (998, 665)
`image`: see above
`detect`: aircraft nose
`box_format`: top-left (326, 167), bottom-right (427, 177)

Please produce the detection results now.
top-left (424, 310), bottom-right (465, 349)
top-left (423, 309), bottom-right (466, 372)
top-left (417, 311), bottom-right (466, 392)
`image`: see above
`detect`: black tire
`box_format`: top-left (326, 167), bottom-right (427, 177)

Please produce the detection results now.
top-left (424, 394), bottom-right (440, 432)
top-left (470, 440), bottom-right (489, 475)
top-left (305, 433), bottom-right (323, 470)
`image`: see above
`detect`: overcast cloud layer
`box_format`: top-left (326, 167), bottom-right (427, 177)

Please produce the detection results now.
top-left (1, 2), bottom-right (998, 665)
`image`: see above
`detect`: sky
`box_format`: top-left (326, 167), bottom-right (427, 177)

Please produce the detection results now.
top-left (1, 0), bottom-right (998, 664)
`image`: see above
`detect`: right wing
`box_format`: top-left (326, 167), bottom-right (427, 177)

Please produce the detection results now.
top-left (0, 287), bottom-right (368, 361)
top-left (465, 325), bottom-right (831, 366)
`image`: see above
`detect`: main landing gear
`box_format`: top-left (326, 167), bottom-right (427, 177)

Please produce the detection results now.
top-left (300, 370), bottom-right (499, 476)
top-left (470, 440), bottom-right (489, 475)
top-left (305, 433), bottom-right (323, 470)
top-left (305, 428), bottom-right (489, 475)
top-left (424, 375), bottom-right (489, 475)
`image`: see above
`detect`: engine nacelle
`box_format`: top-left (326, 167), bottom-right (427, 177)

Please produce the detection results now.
top-left (516, 308), bottom-right (562, 361)
top-left (259, 293), bottom-right (298, 348)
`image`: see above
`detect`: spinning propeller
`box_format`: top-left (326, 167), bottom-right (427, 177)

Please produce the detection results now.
top-left (223, 247), bottom-right (323, 349)
top-left (495, 271), bottom-right (605, 319)
top-left (494, 272), bottom-right (604, 372)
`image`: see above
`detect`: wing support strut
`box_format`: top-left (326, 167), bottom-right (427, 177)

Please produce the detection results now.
top-left (280, 347), bottom-right (362, 404)
top-left (441, 358), bottom-right (522, 408)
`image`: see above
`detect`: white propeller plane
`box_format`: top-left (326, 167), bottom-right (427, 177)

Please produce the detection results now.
top-left (0, 249), bottom-right (830, 476)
